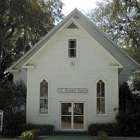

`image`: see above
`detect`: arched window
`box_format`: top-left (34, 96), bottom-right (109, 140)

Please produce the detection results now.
top-left (96, 80), bottom-right (105, 114)
top-left (0, 110), bottom-right (3, 131)
top-left (40, 80), bottom-right (48, 114)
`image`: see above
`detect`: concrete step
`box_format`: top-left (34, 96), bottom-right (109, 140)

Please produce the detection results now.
top-left (54, 131), bottom-right (89, 136)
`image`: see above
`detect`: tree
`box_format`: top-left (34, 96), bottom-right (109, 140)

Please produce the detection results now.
top-left (86, 0), bottom-right (140, 64)
top-left (0, 79), bottom-right (26, 113)
top-left (129, 70), bottom-right (140, 92)
top-left (119, 81), bottom-right (140, 113)
top-left (0, 79), bottom-right (27, 136)
top-left (0, 0), bottom-right (64, 84)
top-left (117, 81), bottom-right (140, 136)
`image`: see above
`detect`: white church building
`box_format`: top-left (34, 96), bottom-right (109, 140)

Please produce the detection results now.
top-left (8, 9), bottom-right (140, 131)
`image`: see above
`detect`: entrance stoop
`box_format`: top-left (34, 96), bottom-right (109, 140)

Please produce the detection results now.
top-left (54, 131), bottom-right (89, 136)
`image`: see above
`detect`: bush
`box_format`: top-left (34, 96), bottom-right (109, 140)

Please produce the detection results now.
top-left (88, 123), bottom-right (121, 136)
top-left (21, 129), bottom-right (40, 140)
top-left (21, 130), bottom-right (34, 140)
top-left (97, 131), bottom-right (109, 140)
top-left (116, 112), bottom-right (140, 136)
top-left (3, 112), bottom-right (25, 137)
top-left (20, 124), bottom-right (54, 135)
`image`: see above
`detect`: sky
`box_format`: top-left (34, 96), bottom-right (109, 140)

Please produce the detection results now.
top-left (62, 0), bottom-right (98, 16)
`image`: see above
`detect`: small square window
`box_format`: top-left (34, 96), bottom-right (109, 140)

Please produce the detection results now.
top-left (68, 39), bottom-right (77, 58)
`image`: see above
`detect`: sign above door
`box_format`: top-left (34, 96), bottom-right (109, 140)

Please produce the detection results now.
top-left (57, 88), bottom-right (88, 93)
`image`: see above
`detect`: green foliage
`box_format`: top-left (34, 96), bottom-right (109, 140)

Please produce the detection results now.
top-left (0, 79), bottom-right (26, 136)
top-left (118, 82), bottom-right (140, 136)
top-left (119, 81), bottom-right (140, 113)
top-left (129, 70), bottom-right (140, 92)
top-left (20, 124), bottom-right (54, 135)
top-left (116, 112), bottom-right (140, 136)
top-left (0, 0), bottom-right (64, 84)
top-left (97, 131), bottom-right (109, 140)
top-left (0, 79), bottom-right (26, 113)
top-left (21, 129), bottom-right (40, 140)
top-left (88, 123), bottom-right (120, 136)
top-left (86, 0), bottom-right (140, 64)
top-left (88, 121), bottom-right (140, 137)
top-left (21, 130), bottom-right (34, 140)
top-left (3, 112), bottom-right (26, 137)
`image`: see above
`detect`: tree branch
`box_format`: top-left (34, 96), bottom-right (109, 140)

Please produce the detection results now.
top-left (4, 25), bottom-right (16, 41)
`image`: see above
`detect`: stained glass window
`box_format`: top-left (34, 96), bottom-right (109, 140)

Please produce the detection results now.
top-left (40, 80), bottom-right (48, 114)
top-left (97, 80), bottom-right (105, 114)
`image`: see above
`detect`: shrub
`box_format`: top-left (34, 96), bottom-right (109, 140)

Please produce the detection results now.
top-left (88, 123), bottom-right (121, 136)
top-left (21, 130), bottom-right (34, 140)
top-left (21, 129), bottom-right (40, 140)
top-left (20, 124), bottom-right (54, 135)
top-left (97, 131), bottom-right (109, 140)
top-left (116, 112), bottom-right (140, 136)
top-left (3, 111), bottom-right (25, 137)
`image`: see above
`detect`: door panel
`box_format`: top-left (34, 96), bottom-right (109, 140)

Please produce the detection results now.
top-left (73, 116), bottom-right (84, 129)
top-left (61, 103), bottom-right (71, 115)
top-left (61, 103), bottom-right (72, 129)
top-left (61, 116), bottom-right (71, 129)
top-left (73, 103), bottom-right (84, 115)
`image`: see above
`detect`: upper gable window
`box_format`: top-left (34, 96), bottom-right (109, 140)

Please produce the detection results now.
top-left (68, 39), bottom-right (77, 58)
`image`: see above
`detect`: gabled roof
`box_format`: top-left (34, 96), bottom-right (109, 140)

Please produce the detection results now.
top-left (8, 8), bottom-right (140, 72)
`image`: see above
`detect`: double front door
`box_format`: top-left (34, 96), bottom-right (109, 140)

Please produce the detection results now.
top-left (60, 102), bottom-right (84, 130)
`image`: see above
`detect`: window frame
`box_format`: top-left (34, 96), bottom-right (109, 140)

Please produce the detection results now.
top-left (66, 37), bottom-right (79, 59)
top-left (94, 77), bottom-right (107, 116)
top-left (38, 77), bottom-right (50, 116)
